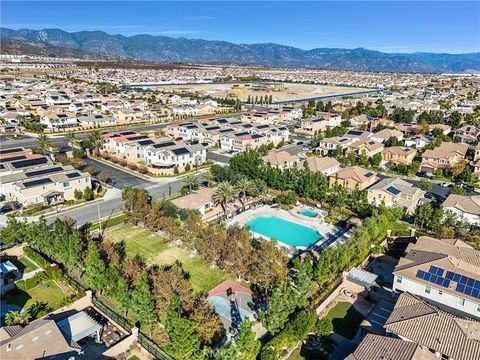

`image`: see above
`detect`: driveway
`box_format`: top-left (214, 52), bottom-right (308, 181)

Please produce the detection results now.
top-left (83, 157), bottom-right (153, 190)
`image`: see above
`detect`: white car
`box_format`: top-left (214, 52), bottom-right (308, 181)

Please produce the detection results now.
top-left (440, 183), bottom-right (450, 188)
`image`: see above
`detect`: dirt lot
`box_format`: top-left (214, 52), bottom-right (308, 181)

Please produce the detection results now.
top-left (154, 81), bottom-right (372, 103)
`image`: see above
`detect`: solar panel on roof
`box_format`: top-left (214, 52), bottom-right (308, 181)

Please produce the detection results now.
top-left (120, 131), bottom-right (136, 135)
top-left (445, 271), bottom-right (480, 299)
top-left (236, 132), bottom-right (249, 137)
top-left (257, 124), bottom-right (269, 129)
top-left (429, 266), bottom-right (444, 277)
top-left (0, 155), bottom-right (27, 163)
top-left (172, 148), bottom-right (190, 156)
top-left (66, 172), bottom-right (81, 179)
top-left (347, 130), bottom-right (363, 136)
top-left (127, 135), bottom-right (148, 141)
top-left (416, 269), bottom-right (451, 289)
top-left (0, 148), bottom-right (23, 155)
top-left (12, 157), bottom-right (49, 169)
top-left (137, 139), bottom-right (155, 146)
top-left (26, 166), bottom-right (63, 177)
top-left (23, 178), bottom-right (53, 188)
top-left (153, 141), bottom-right (176, 149)
top-left (365, 172), bottom-right (374, 178)
top-left (386, 186), bottom-right (401, 196)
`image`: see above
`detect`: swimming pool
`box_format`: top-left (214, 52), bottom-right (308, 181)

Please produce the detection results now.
top-left (299, 209), bottom-right (318, 217)
top-left (246, 216), bottom-right (323, 247)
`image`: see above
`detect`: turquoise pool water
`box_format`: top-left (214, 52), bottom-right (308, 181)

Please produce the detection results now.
top-left (246, 216), bottom-right (323, 247)
top-left (299, 209), bottom-right (318, 217)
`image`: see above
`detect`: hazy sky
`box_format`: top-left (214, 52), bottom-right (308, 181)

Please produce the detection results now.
top-left (2, 1), bottom-right (479, 53)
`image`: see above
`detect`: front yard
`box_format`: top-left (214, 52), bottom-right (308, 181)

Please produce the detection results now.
top-left (105, 224), bottom-right (232, 293)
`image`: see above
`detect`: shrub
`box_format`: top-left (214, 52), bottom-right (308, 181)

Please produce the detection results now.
top-left (23, 247), bottom-right (50, 270)
top-left (119, 159), bottom-right (128, 167)
top-left (184, 163), bottom-right (191, 172)
top-left (138, 166), bottom-right (148, 174)
top-left (83, 187), bottom-right (94, 201)
top-left (127, 163), bottom-right (138, 171)
top-left (275, 192), bottom-right (298, 206)
top-left (316, 317), bottom-right (333, 336)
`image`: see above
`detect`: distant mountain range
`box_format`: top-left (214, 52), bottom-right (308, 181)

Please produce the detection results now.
top-left (1, 27), bottom-right (479, 73)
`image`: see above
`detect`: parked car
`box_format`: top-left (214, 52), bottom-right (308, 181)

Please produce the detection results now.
top-left (440, 183), bottom-right (450, 188)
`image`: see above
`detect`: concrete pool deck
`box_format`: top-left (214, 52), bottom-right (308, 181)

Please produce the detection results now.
top-left (229, 205), bottom-right (339, 250)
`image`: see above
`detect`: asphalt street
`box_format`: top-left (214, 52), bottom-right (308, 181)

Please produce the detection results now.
top-left (44, 177), bottom-right (187, 225)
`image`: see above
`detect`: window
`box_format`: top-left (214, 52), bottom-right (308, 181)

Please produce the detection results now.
top-left (425, 286), bottom-right (431, 294)
top-left (438, 290), bottom-right (442, 295)
top-left (477, 304), bottom-right (480, 312)
top-left (457, 297), bottom-right (465, 306)
top-left (396, 276), bottom-right (402, 284)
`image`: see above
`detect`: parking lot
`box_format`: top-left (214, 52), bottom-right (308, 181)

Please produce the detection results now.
top-left (84, 157), bottom-right (153, 190)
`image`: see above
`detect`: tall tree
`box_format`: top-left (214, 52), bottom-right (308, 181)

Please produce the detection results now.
top-left (189, 301), bottom-right (224, 346)
top-left (88, 130), bottom-right (102, 156)
top-left (65, 132), bottom-right (77, 148)
top-left (235, 177), bottom-right (254, 210)
top-left (235, 318), bottom-right (261, 360)
top-left (36, 133), bottom-right (52, 156)
top-left (212, 181), bottom-right (238, 217)
top-left (183, 174), bottom-right (197, 194)
top-left (84, 240), bottom-right (107, 292)
top-left (165, 295), bottom-right (201, 360)
top-left (130, 271), bottom-right (157, 334)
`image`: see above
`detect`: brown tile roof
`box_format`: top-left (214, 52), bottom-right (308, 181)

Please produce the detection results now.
top-left (301, 156), bottom-right (339, 173)
top-left (333, 166), bottom-right (377, 183)
top-left (262, 151), bottom-right (299, 166)
top-left (443, 194), bottom-right (480, 216)
top-left (345, 333), bottom-right (436, 360)
top-left (385, 293), bottom-right (480, 360)
top-left (423, 142), bottom-right (469, 160)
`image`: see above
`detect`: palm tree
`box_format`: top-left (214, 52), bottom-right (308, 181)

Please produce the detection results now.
top-left (65, 132), bottom-right (77, 148)
top-left (5, 310), bottom-right (29, 326)
top-left (183, 174), bottom-right (197, 194)
top-left (27, 301), bottom-right (48, 320)
top-left (88, 130), bottom-right (102, 156)
top-left (36, 133), bottom-right (52, 156)
top-left (235, 177), bottom-right (253, 210)
top-left (212, 181), bottom-right (238, 218)
top-left (203, 170), bottom-right (216, 188)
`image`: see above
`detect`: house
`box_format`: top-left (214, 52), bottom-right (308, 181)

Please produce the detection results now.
top-left (382, 146), bottom-right (417, 165)
top-left (172, 105), bottom-right (197, 116)
top-left (429, 124), bottom-right (451, 135)
top-left (315, 136), bottom-right (355, 156)
top-left (404, 134), bottom-right (432, 149)
top-left (40, 112), bottom-right (78, 130)
top-left (2, 167), bottom-right (91, 206)
top-left (392, 235), bottom-right (480, 317)
top-left (384, 292), bottom-right (480, 360)
top-left (454, 125), bottom-right (480, 144)
top-left (342, 129), bottom-right (372, 141)
top-left (299, 113), bottom-right (342, 135)
top-left (367, 177), bottom-right (425, 214)
top-left (101, 131), bottom-right (149, 155)
top-left (350, 114), bottom-right (370, 128)
top-left (345, 333), bottom-right (437, 360)
top-left (301, 156), bottom-right (340, 176)
top-left (171, 187), bottom-right (215, 214)
top-left (371, 128), bottom-right (404, 144)
top-left (442, 194), bottom-right (480, 226)
top-left (0, 155), bottom-right (52, 176)
top-left (420, 143), bottom-right (469, 174)
top-left (206, 280), bottom-right (257, 333)
top-left (329, 166), bottom-right (378, 190)
top-left (475, 144), bottom-right (480, 162)
top-left (113, 108), bottom-right (147, 124)
top-left (262, 151), bottom-right (300, 169)
top-left (144, 141), bottom-right (206, 173)
top-left (78, 114), bottom-right (116, 128)
top-left (1, 261), bottom-right (19, 295)
top-left (474, 159), bottom-right (480, 178)
top-left (348, 139), bottom-right (384, 158)
top-left (0, 311), bottom-right (102, 360)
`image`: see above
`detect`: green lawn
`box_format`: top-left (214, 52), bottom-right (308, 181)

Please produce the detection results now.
top-left (326, 302), bottom-right (364, 340)
top-left (105, 224), bottom-right (232, 293)
top-left (10, 257), bottom-right (38, 273)
top-left (3, 280), bottom-right (66, 312)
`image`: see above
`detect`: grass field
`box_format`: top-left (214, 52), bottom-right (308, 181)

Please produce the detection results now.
top-left (326, 302), bottom-right (364, 340)
top-left (105, 224), bottom-right (232, 293)
top-left (3, 280), bottom-right (66, 312)
top-left (10, 256), bottom-right (38, 273)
